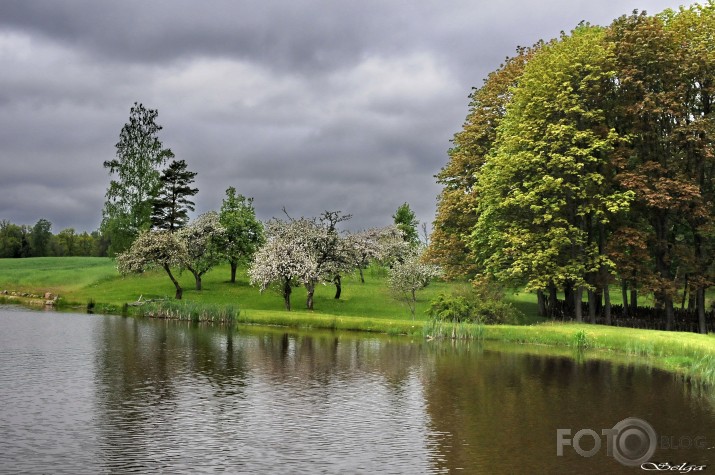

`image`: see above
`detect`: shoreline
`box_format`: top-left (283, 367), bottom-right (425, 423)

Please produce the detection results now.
top-left (2, 292), bottom-right (714, 387)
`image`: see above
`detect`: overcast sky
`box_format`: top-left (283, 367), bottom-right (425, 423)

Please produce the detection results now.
top-left (0, 0), bottom-right (698, 234)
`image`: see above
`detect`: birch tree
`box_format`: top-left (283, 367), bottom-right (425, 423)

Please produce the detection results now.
top-left (102, 103), bottom-right (174, 254)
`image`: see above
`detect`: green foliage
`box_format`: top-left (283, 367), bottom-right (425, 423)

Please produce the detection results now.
top-left (219, 187), bottom-right (264, 281)
top-left (0, 220), bottom-right (30, 258)
top-left (392, 202), bottom-right (419, 246)
top-left (471, 25), bottom-right (631, 296)
top-left (423, 319), bottom-right (485, 340)
top-left (427, 286), bottom-right (523, 325)
top-left (427, 44), bottom-right (539, 280)
top-left (30, 219), bottom-right (52, 256)
top-left (573, 330), bottom-right (590, 349)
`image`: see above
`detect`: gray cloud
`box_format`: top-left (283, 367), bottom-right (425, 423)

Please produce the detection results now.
top-left (0, 0), bottom-right (695, 233)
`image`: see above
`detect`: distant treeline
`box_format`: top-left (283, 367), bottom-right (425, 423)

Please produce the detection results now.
top-left (0, 219), bottom-right (108, 258)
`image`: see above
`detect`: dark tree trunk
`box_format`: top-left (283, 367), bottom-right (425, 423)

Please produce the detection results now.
top-left (283, 279), bottom-right (292, 311)
top-left (597, 222), bottom-right (606, 321)
top-left (665, 295), bottom-right (674, 331)
top-left (630, 288), bottom-right (638, 312)
top-left (654, 213), bottom-right (673, 330)
top-left (621, 280), bottom-right (629, 318)
top-left (230, 261), bottom-right (238, 283)
top-left (548, 282), bottom-right (558, 318)
top-left (588, 288), bottom-right (597, 324)
top-left (697, 287), bottom-right (707, 335)
top-left (574, 286), bottom-right (583, 323)
top-left (537, 290), bottom-right (547, 317)
top-left (359, 267), bottom-right (365, 284)
top-left (604, 284), bottom-right (612, 325)
top-left (194, 273), bottom-right (202, 291)
top-left (334, 275), bottom-right (342, 299)
top-left (564, 282), bottom-right (574, 315)
top-left (163, 264), bottom-right (183, 300)
top-left (681, 275), bottom-right (689, 310)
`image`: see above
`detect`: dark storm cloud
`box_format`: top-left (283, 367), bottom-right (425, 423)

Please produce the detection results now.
top-left (0, 0), bottom-right (696, 233)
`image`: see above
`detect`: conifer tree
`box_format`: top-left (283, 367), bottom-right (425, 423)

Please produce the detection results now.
top-left (151, 159), bottom-right (198, 232)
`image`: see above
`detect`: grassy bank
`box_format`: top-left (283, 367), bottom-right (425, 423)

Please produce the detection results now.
top-left (1, 257), bottom-right (713, 384)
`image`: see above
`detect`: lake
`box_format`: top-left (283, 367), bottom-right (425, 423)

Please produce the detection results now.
top-left (0, 305), bottom-right (712, 473)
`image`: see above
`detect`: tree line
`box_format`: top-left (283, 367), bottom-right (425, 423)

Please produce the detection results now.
top-left (427, 4), bottom-right (715, 334)
top-left (0, 219), bottom-right (108, 258)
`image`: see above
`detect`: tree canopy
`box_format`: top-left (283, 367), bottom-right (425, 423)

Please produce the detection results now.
top-left (428, 4), bottom-right (715, 333)
top-left (219, 187), bottom-right (264, 283)
top-left (393, 202), bottom-right (419, 247)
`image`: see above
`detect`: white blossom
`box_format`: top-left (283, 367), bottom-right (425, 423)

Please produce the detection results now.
top-left (178, 211), bottom-right (227, 290)
top-left (387, 250), bottom-right (441, 317)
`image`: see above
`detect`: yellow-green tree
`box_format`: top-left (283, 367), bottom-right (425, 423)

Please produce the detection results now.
top-left (471, 25), bottom-right (632, 322)
top-left (426, 45), bottom-right (538, 280)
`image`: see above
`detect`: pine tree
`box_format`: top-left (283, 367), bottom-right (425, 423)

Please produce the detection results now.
top-left (151, 159), bottom-right (198, 232)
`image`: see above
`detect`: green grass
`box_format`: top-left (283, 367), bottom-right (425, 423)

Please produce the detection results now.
top-left (0, 257), bottom-right (118, 293)
top-left (0, 258), bottom-right (454, 322)
top-left (1, 257), bottom-right (714, 384)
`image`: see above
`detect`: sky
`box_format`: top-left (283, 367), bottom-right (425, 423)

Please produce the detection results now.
top-left (0, 0), bottom-right (699, 234)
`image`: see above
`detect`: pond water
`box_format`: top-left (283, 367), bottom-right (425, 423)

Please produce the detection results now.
top-left (0, 305), bottom-right (713, 474)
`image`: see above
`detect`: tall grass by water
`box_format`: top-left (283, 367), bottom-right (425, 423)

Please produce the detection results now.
top-left (138, 300), bottom-right (240, 324)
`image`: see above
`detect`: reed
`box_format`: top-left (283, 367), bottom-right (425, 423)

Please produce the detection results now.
top-left (140, 300), bottom-right (240, 324)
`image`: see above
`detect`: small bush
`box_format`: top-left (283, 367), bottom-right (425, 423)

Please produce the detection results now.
top-left (427, 285), bottom-right (522, 325)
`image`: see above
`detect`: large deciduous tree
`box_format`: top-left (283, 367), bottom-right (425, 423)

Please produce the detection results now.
top-left (608, 11), bottom-right (704, 330)
top-left (219, 187), bottom-right (264, 283)
top-left (426, 44), bottom-right (539, 280)
top-left (151, 159), bottom-right (198, 232)
top-left (102, 103), bottom-right (174, 255)
top-left (471, 25), bottom-right (632, 322)
top-left (30, 219), bottom-right (52, 257)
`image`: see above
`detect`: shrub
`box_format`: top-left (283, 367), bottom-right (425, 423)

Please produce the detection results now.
top-left (427, 285), bottom-right (522, 324)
